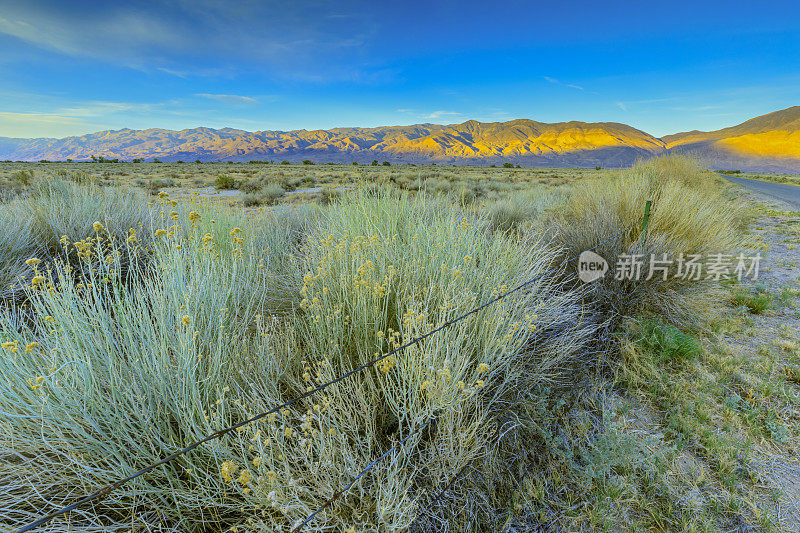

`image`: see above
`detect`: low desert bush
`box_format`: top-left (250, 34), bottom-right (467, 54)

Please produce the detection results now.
top-left (0, 154), bottom-right (748, 531)
top-left (625, 153), bottom-right (724, 192)
top-left (0, 179), bottom-right (153, 302)
top-left (242, 182), bottom-right (286, 206)
top-left (547, 154), bottom-right (745, 330)
top-left (486, 189), bottom-right (563, 234)
top-left (0, 189), bottom-right (599, 531)
top-left (214, 174), bottom-right (239, 190)
top-left (9, 169), bottom-right (34, 187)
top-left (144, 177), bottom-right (176, 194)
top-left (239, 178), bottom-right (263, 193)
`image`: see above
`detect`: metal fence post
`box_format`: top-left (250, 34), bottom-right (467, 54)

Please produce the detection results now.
top-left (640, 200), bottom-right (652, 242)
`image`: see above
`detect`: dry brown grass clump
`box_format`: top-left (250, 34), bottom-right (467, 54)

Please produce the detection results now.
top-left (547, 154), bottom-right (748, 331)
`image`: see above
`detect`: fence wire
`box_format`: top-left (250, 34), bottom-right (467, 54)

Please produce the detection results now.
top-left (15, 215), bottom-right (644, 533)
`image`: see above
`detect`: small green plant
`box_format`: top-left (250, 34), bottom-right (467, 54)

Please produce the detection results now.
top-left (731, 289), bottom-right (772, 314)
top-left (778, 288), bottom-right (799, 308)
top-left (636, 318), bottom-right (701, 362)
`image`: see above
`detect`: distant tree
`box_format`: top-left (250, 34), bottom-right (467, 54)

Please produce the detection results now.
top-left (66, 159), bottom-right (73, 163)
top-left (503, 162), bottom-right (514, 168)
top-left (352, 161), bottom-right (358, 166)
top-left (371, 160), bottom-right (379, 166)
top-left (302, 160), bottom-right (314, 165)
top-left (595, 166), bottom-right (602, 170)
top-left (516, 164), bottom-right (521, 168)
top-left (490, 164), bottom-right (496, 168)
top-left (152, 158), bottom-right (162, 163)
top-left (195, 159), bottom-right (202, 164)
top-left (382, 161), bottom-right (390, 166)
top-left (176, 160), bottom-right (184, 164)
top-left (280, 160), bottom-right (290, 165)
top-left (132, 158), bottom-right (143, 163)
top-left (90, 155), bottom-right (120, 163)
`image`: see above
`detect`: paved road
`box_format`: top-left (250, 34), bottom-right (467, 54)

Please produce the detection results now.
top-left (724, 175), bottom-right (800, 209)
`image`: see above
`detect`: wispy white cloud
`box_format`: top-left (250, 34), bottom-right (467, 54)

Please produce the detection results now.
top-left (668, 104), bottom-right (723, 112)
top-left (395, 107), bottom-right (518, 124)
top-left (397, 107), bottom-right (463, 120)
top-left (196, 93), bottom-right (259, 105)
top-left (58, 101), bottom-right (163, 117)
top-left (397, 108), bottom-right (462, 121)
top-left (422, 110), bottom-right (462, 120)
top-left (616, 102), bottom-right (628, 111)
top-left (0, 111), bottom-right (86, 124)
top-left (0, 0), bottom-right (378, 80)
top-left (0, 94), bottom-right (216, 136)
top-left (0, 112), bottom-right (99, 138)
top-left (544, 76), bottom-right (584, 91)
top-left (0, 9), bottom-right (188, 69)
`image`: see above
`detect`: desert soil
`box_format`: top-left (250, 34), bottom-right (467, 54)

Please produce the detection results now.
top-left (726, 187), bottom-right (800, 532)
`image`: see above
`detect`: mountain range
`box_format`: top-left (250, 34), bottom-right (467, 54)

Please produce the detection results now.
top-left (1, 106), bottom-right (798, 172)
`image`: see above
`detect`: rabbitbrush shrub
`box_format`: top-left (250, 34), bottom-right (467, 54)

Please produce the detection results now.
top-left (0, 189), bottom-right (597, 532)
top-left (0, 179), bottom-right (154, 305)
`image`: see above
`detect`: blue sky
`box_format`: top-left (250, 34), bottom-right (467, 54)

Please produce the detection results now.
top-left (0, 0), bottom-right (798, 138)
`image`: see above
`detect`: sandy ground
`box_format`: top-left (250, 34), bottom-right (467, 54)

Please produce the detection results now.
top-left (728, 187), bottom-right (800, 532)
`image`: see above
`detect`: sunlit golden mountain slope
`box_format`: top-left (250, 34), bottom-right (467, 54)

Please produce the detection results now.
top-left (664, 106), bottom-right (800, 170)
top-left (0, 108), bottom-right (797, 170)
top-left (0, 119), bottom-right (665, 166)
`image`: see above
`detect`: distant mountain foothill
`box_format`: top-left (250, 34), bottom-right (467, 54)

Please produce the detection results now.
top-left (1, 106), bottom-right (798, 172)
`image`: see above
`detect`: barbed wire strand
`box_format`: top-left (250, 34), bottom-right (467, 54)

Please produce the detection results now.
top-left (294, 215), bottom-right (644, 531)
top-left (410, 217), bottom-right (646, 523)
top-left (290, 418), bottom-right (430, 533)
top-left (15, 216), bottom-right (643, 533)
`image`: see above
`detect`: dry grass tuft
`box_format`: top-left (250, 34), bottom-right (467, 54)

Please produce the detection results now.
top-left (547, 154), bottom-right (747, 330)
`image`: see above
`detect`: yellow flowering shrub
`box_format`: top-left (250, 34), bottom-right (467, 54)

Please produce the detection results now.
top-left (0, 189), bottom-right (594, 532)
